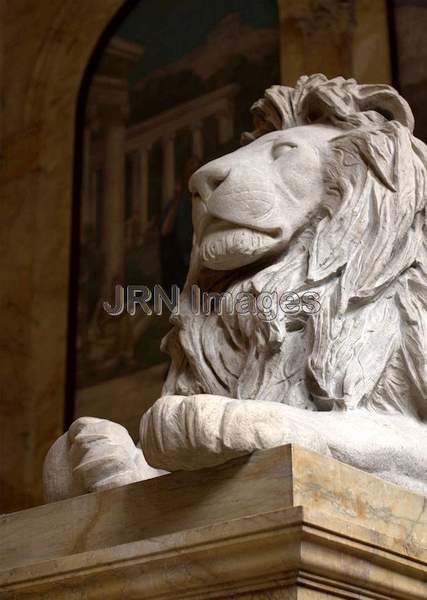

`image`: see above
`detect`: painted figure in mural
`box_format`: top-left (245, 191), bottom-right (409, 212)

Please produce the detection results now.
top-left (44, 75), bottom-right (427, 501)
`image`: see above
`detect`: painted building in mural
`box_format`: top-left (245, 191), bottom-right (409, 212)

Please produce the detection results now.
top-left (75, 0), bottom-right (280, 435)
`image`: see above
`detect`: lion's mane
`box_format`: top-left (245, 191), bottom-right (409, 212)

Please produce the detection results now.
top-left (162, 75), bottom-right (427, 421)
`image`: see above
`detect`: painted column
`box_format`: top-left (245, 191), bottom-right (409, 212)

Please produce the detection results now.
top-left (192, 123), bottom-right (204, 159)
top-left (218, 107), bottom-right (234, 145)
top-left (162, 134), bottom-right (175, 208)
top-left (130, 151), bottom-right (139, 217)
top-left (80, 123), bottom-right (92, 237)
top-left (139, 147), bottom-right (149, 225)
top-left (90, 169), bottom-right (98, 229)
top-left (102, 119), bottom-right (126, 288)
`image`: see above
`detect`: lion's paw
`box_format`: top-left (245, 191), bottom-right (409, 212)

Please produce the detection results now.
top-left (43, 417), bottom-right (146, 502)
top-left (68, 417), bottom-right (143, 492)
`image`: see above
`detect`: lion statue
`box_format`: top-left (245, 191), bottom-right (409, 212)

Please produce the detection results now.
top-left (44, 74), bottom-right (427, 501)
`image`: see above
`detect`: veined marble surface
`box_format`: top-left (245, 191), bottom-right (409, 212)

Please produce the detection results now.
top-left (1, 445), bottom-right (426, 599)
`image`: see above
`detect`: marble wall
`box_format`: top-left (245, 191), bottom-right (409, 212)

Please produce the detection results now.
top-left (0, 0), bottom-right (394, 513)
top-left (0, 0), bottom-right (126, 513)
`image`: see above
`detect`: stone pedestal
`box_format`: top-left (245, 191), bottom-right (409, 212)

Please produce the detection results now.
top-left (0, 445), bottom-right (426, 599)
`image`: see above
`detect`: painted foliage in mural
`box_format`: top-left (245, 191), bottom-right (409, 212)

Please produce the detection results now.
top-left (75, 0), bottom-right (279, 434)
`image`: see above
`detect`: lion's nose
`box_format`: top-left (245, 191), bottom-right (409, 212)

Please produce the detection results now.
top-left (189, 162), bottom-right (230, 201)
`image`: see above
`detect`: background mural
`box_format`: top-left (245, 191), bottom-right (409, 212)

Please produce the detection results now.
top-left (74, 0), bottom-right (280, 436)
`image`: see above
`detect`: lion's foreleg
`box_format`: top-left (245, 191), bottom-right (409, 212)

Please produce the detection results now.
top-left (313, 409), bottom-right (427, 494)
top-left (140, 395), bottom-right (331, 472)
top-left (140, 395), bottom-right (427, 495)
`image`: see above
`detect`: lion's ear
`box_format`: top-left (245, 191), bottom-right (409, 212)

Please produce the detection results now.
top-left (308, 122), bottom-right (426, 312)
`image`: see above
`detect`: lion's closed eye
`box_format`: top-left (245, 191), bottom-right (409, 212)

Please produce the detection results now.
top-left (271, 142), bottom-right (297, 161)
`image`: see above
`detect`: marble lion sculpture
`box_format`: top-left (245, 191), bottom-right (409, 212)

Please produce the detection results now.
top-left (44, 74), bottom-right (427, 501)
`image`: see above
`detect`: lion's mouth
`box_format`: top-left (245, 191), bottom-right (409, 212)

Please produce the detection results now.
top-left (197, 217), bottom-right (282, 271)
top-left (199, 215), bottom-right (281, 244)
top-left (202, 221), bottom-right (276, 252)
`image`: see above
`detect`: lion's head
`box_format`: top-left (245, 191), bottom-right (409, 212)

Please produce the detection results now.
top-left (162, 75), bottom-right (427, 422)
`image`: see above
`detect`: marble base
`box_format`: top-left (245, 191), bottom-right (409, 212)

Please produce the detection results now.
top-left (0, 445), bottom-right (426, 599)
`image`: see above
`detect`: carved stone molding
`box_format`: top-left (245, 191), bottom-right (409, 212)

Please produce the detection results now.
top-left (277, 0), bottom-right (355, 80)
top-left (276, 0), bottom-right (391, 85)
top-left (285, 0), bottom-right (355, 39)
